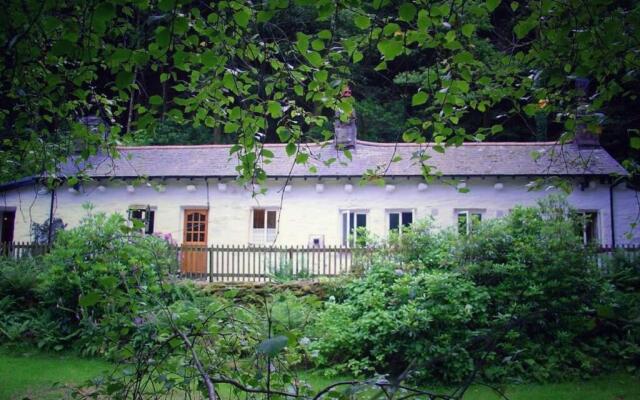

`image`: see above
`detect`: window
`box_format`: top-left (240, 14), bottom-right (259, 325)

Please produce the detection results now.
top-left (578, 211), bottom-right (598, 245)
top-left (457, 210), bottom-right (482, 235)
top-left (253, 208), bottom-right (278, 244)
top-left (341, 210), bottom-right (367, 247)
top-left (388, 210), bottom-right (414, 237)
top-left (128, 206), bottom-right (155, 234)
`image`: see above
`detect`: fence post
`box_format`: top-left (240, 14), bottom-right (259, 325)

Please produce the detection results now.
top-left (208, 245), bottom-right (213, 283)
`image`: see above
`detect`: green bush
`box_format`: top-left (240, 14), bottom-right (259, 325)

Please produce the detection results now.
top-left (310, 267), bottom-right (489, 382)
top-left (38, 211), bottom-right (194, 354)
top-left (0, 210), bottom-right (197, 355)
top-left (310, 197), bottom-right (640, 384)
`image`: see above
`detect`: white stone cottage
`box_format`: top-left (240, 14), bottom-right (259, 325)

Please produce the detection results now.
top-left (1, 131), bottom-right (638, 256)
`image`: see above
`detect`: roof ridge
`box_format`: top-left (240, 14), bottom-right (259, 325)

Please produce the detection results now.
top-left (117, 140), bottom-right (562, 150)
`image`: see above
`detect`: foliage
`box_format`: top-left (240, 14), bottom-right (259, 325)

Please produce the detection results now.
top-left (310, 198), bottom-right (640, 384)
top-left (38, 211), bottom-right (194, 355)
top-left (269, 259), bottom-right (311, 283)
top-left (132, 119), bottom-right (235, 145)
top-left (311, 268), bottom-right (490, 382)
top-left (2, 0), bottom-right (638, 188)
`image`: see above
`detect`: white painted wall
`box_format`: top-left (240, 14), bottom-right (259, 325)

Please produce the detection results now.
top-left (1, 177), bottom-right (638, 246)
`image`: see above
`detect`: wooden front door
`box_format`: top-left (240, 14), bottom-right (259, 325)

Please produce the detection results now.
top-left (181, 209), bottom-right (208, 274)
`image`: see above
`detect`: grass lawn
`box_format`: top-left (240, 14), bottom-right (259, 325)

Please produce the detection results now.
top-left (0, 347), bottom-right (110, 399)
top-left (0, 348), bottom-right (638, 399)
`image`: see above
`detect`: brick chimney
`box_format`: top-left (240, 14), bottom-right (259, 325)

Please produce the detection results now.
top-left (334, 86), bottom-right (357, 149)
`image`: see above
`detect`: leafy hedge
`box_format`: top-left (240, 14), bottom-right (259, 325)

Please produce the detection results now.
top-left (309, 198), bottom-right (640, 383)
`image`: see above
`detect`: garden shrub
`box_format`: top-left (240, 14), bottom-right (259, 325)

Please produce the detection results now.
top-left (1, 209), bottom-right (198, 355)
top-left (38, 210), bottom-right (195, 355)
top-left (310, 197), bottom-right (640, 384)
top-left (310, 267), bottom-right (490, 382)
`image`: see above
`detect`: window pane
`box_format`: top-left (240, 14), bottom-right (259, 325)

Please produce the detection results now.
top-left (402, 212), bottom-right (413, 227)
top-left (266, 229), bottom-right (276, 242)
top-left (389, 213), bottom-right (400, 230)
top-left (267, 210), bottom-right (277, 229)
top-left (253, 209), bottom-right (265, 229)
top-left (131, 209), bottom-right (143, 220)
top-left (584, 212), bottom-right (597, 244)
top-left (471, 213), bottom-right (482, 232)
top-left (349, 212), bottom-right (355, 235)
top-left (146, 211), bottom-right (155, 234)
top-left (342, 213), bottom-right (348, 246)
top-left (187, 214), bottom-right (193, 222)
top-left (199, 233), bottom-right (205, 242)
top-left (356, 213), bottom-right (366, 228)
top-left (187, 222), bottom-right (193, 231)
top-left (186, 233), bottom-right (192, 242)
top-left (458, 212), bottom-right (468, 234)
top-left (199, 223), bottom-right (205, 232)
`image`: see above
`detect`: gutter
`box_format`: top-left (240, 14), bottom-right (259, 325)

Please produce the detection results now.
top-left (0, 176), bottom-right (37, 192)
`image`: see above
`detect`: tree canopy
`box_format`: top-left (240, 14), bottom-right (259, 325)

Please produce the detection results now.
top-left (1, 0), bottom-right (639, 185)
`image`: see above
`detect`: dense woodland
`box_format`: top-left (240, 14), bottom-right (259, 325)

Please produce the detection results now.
top-left (1, 0), bottom-right (639, 185)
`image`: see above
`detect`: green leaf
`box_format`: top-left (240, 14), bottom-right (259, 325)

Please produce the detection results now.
top-left (486, 0), bottom-right (501, 12)
top-left (311, 39), bottom-right (325, 51)
top-left (79, 291), bottom-right (101, 307)
top-left (295, 153), bottom-right (309, 163)
top-left (267, 101), bottom-right (282, 118)
top-left (115, 70), bottom-right (134, 90)
top-left (461, 24), bottom-right (476, 38)
top-left (514, 19), bottom-right (536, 39)
top-left (99, 276), bottom-right (118, 289)
top-left (318, 30), bottom-right (332, 39)
top-left (453, 51), bottom-right (474, 64)
top-left (295, 32), bottom-right (309, 52)
top-left (201, 51), bottom-right (218, 68)
top-left (377, 39), bottom-right (403, 60)
top-left (222, 73), bottom-right (236, 93)
top-left (630, 137), bottom-right (640, 149)
top-left (277, 127), bottom-right (291, 142)
top-left (491, 124), bottom-right (504, 134)
top-left (233, 10), bottom-right (250, 27)
top-left (256, 336), bottom-right (288, 356)
top-left (286, 142), bottom-right (297, 156)
top-left (354, 15), bottom-right (371, 30)
top-left (417, 10), bottom-right (431, 30)
top-left (224, 122), bottom-right (239, 133)
top-left (412, 91), bottom-right (428, 106)
top-left (305, 51), bottom-right (323, 67)
top-left (398, 3), bottom-right (417, 21)
top-left (149, 95), bottom-right (163, 105)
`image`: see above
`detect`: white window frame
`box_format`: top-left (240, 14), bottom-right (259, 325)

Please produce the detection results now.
top-left (577, 210), bottom-right (600, 245)
top-left (387, 209), bottom-right (415, 238)
top-left (128, 205), bottom-right (156, 235)
top-left (456, 209), bottom-right (484, 235)
top-left (251, 208), bottom-right (279, 244)
top-left (341, 210), bottom-right (368, 247)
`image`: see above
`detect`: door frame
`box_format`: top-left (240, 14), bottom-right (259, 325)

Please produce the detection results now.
top-left (180, 208), bottom-right (209, 275)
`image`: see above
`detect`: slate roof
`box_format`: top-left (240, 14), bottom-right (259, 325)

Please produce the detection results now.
top-left (57, 140), bottom-right (628, 178)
